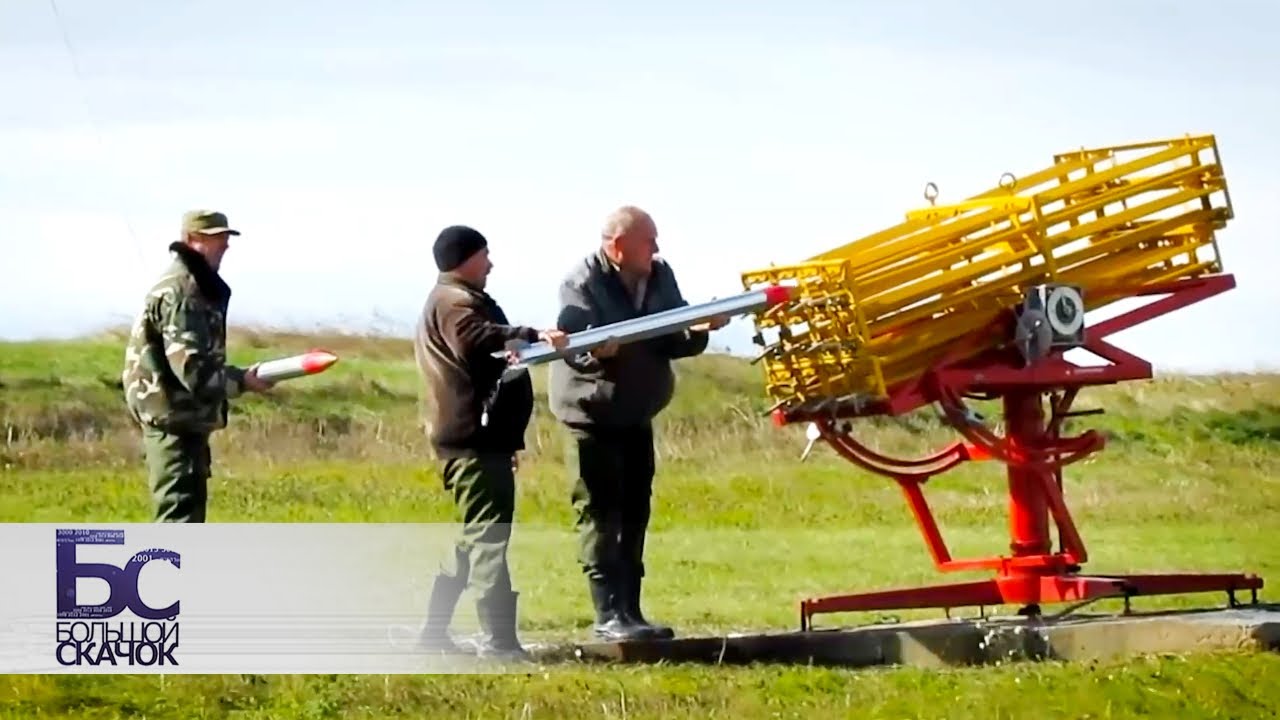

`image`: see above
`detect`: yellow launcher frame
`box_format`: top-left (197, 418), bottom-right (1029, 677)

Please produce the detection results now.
top-left (740, 134), bottom-right (1234, 416)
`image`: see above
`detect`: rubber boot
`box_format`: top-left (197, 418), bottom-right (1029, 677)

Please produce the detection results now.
top-left (588, 576), bottom-right (656, 642)
top-left (622, 574), bottom-right (675, 640)
top-left (469, 590), bottom-right (531, 662)
top-left (417, 573), bottom-right (468, 655)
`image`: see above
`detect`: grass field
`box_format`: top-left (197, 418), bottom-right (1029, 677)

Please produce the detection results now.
top-left (3, 327), bottom-right (1279, 718)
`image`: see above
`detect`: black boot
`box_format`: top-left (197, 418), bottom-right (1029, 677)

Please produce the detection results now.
top-left (588, 576), bottom-right (656, 642)
top-left (417, 573), bottom-right (468, 654)
top-left (622, 574), bottom-right (675, 640)
top-left (469, 590), bottom-right (531, 662)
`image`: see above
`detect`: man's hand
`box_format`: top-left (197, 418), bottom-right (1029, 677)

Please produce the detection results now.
top-left (539, 329), bottom-right (569, 351)
top-left (590, 338), bottom-right (621, 359)
top-left (689, 314), bottom-right (731, 333)
top-left (242, 366), bottom-right (274, 394)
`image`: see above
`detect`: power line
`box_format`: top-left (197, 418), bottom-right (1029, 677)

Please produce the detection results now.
top-left (47, 0), bottom-right (149, 272)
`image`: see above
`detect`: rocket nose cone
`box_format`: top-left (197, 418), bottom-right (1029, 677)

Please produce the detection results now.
top-left (762, 284), bottom-right (795, 307)
top-left (300, 350), bottom-right (339, 374)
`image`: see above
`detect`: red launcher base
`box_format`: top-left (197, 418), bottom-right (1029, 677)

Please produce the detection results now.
top-left (781, 276), bottom-right (1265, 630)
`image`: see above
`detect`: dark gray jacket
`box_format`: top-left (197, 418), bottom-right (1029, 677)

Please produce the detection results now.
top-left (548, 249), bottom-right (710, 429)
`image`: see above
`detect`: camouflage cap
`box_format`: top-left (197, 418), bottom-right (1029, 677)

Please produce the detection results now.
top-left (181, 209), bottom-right (240, 237)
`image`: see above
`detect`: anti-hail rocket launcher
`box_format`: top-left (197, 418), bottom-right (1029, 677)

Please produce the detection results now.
top-left (496, 284), bottom-right (795, 368)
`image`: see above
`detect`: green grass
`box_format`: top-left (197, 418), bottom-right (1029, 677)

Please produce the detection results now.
top-left (5, 652), bottom-right (1280, 720)
top-left (3, 327), bottom-right (1280, 718)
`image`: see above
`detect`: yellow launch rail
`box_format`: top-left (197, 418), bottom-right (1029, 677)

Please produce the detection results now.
top-left (740, 134), bottom-right (1234, 420)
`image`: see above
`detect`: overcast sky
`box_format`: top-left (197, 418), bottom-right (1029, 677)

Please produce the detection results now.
top-left (3, 0), bottom-right (1277, 371)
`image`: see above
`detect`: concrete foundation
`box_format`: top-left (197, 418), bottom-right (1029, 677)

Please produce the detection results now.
top-left (531, 604), bottom-right (1280, 669)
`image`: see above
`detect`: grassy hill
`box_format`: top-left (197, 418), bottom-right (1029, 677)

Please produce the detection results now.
top-left (3, 328), bottom-right (1279, 718)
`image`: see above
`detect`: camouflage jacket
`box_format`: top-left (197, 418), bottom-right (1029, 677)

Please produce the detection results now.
top-left (121, 242), bottom-right (246, 434)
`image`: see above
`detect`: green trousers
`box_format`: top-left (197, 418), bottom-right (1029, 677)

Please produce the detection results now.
top-left (438, 453), bottom-right (517, 601)
top-left (566, 423), bottom-right (656, 582)
top-left (142, 427), bottom-right (212, 523)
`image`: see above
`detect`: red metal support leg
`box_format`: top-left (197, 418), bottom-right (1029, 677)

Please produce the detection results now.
top-left (1005, 392), bottom-right (1052, 561)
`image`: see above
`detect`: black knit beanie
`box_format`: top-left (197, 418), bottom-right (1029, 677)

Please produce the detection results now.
top-left (433, 225), bottom-right (488, 272)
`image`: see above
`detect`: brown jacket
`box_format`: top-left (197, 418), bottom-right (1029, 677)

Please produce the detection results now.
top-left (414, 273), bottom-right (540, 458)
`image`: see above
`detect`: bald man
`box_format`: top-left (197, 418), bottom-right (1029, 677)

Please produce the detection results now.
top-left (548, 205), bottom-right (728, 642)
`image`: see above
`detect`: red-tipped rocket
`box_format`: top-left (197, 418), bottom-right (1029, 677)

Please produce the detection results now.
top-left (252, 349), bottom-right (340, 383)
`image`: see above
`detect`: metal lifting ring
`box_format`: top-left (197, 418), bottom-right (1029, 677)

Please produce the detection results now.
top-left (923, 182), bottom-right (939, 205)
top-left (999, 172), bottom-right (1017, 191)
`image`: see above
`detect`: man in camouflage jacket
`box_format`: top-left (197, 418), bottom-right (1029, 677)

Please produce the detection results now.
top-left (121, 210), bottom-right (272, 522)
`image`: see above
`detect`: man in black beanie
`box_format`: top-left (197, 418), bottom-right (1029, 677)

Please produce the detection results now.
top-left (413, 224), bottom-right (568, 660)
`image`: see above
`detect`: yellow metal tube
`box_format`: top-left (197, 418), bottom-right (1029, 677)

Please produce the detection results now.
top-left (738, 135), bottom-right (1234, 415)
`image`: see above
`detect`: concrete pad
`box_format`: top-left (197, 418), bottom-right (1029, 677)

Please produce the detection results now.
top-left (531, 603), bottom-right (1280, 669)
